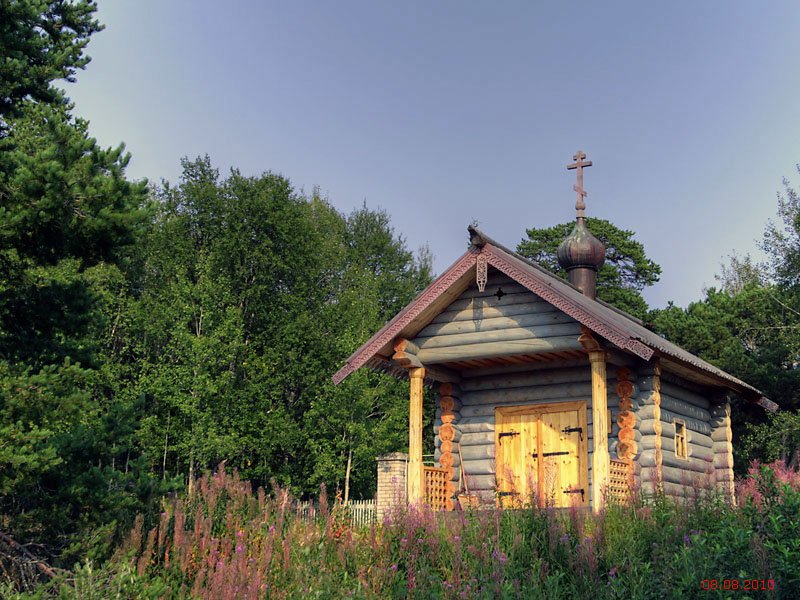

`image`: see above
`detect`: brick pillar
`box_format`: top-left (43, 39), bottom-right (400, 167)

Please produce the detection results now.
top-left (376, 452), bottom-right (408, 520)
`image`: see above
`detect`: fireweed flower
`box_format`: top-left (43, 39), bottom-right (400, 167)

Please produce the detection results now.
top-left (492, 549), bottom-right (507, 565)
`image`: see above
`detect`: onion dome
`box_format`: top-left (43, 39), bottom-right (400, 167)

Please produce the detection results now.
top-left (557, 217), bottom-right (606, 273)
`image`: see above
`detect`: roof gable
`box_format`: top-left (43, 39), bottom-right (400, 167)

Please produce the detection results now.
top-left (409, 268), bottom-right (585, 367)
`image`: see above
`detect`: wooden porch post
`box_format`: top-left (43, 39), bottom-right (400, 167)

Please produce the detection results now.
top-left (407, 367), bottom-right (426, 504)
top-left (580, 327), bottom-right (609, 511)
top-left (589, 350), bottom-right (609, 512)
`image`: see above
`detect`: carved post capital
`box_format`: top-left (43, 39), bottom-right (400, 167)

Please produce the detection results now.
top-left (409, 367), bottom-right (426, 380)
top-left (588, 350), bottom-right (607, 364)
top-left (579, 326), bottom-right (605, 355)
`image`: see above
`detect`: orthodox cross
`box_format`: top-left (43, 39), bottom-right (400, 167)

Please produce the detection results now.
top-left (567, 150), bottom-right (592, 218)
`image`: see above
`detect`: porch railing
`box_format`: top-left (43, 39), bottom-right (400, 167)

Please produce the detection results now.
top-left (608, 458), bottom-right (632, 503)
top-left (424, 466), bottom-right (449, 511)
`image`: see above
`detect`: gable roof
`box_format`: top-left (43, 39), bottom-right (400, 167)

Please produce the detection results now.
top-left (333, 226), bottom-right (776, 411)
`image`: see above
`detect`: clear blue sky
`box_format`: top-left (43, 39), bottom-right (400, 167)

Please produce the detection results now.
top-left (67, 1), bottom-right (800, 309)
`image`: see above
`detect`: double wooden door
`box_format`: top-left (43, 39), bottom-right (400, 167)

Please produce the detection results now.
top-left (495, 401), bottom-right (589, 508)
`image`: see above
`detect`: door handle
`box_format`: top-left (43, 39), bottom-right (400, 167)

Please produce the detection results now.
top-left (562, 426), bottom-right (583, 441)
top-left (563, 488), bottom-right (585, 501)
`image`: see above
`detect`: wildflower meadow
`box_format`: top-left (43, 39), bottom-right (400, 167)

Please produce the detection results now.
top-left (6, 460), bottom-right (799, 599)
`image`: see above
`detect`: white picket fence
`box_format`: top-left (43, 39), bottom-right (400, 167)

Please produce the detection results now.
top-left (347, 500), bottom-right (376, 527)
top-left (294, 499), bottom-right (376, 527)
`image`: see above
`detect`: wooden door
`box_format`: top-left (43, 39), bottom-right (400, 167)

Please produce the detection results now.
top-left (496, 411), bottom-right (537, 507)
top-left (495, 402), bottom-right (588, 508)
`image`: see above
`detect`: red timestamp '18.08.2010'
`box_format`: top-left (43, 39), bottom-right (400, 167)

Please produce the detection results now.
top-left (701, 579), bottom-right (775, 591)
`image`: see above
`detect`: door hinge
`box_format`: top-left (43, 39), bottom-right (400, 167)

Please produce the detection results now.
top-left (563, 488), bottom-right (585, 501)
top-left (540, 451), bottom-right (570, 457)
top-left (562, 426), bottom-right (583, 441)
top-left (497, 491), bottom-right (518, 497)
top-left (498, 431), bottom-right (519, 440)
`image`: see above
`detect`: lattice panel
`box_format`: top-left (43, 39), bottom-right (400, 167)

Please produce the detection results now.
top-left (608, 459), bottom-right (632, 503)
top-left (424, 466), bottom-right (449, 511)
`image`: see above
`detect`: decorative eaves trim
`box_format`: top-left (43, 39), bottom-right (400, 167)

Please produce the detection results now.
top-left (332, 248), bottom-right (479, 385)
top-left (756, 397), bottom-right (779, 413)
top-left (482, 244), bottom-right (655, 362)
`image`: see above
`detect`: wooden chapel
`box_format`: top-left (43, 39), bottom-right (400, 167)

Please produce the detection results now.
top-left (332, 151), bottom-right (775, 511)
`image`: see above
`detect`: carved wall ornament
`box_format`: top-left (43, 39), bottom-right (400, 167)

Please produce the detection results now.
top-left (615, 367), bottom-right (637, 461)
top-left (476, 253), bottom-right (488, 292)
top-left (436, 382), bottom-right (461, 510)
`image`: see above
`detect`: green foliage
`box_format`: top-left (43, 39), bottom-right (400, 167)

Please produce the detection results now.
top-left (650, 285), bottom-right (800, 409)
top-left (0, 0), bottom-right (101, 123)
top-left (0, 103), bottom-right (148, 364)
top-left (517, 218), bottom-right (661, 319)
top-left (120, 157), bottom-right (431, 501)
top-left (0, 18), bottom-right (158, 569)
top-left (763, 166), bottom-right (800, 288)
top-left (0, 136), bottom-right (430, 584)
top-left (742, 412), bottom-right (800, 471)
top-left (23, 463), bottom-right (800, 599)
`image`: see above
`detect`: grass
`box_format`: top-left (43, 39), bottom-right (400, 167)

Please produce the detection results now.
top-left (9, 460), bottom-right (800, 599)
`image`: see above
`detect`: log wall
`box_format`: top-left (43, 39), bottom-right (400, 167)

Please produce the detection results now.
top-left (414, 271), bottom-right (583, 366)
top-left (458, 364), bottom-right (591, 503)
top-left (634, 369), bottom-right (726, 497)
top-left (611, 366), bottom-right (640, 493)
top-left (425, 269), bottom-right (586, 503)
top-left (710, 401), bottom-right (735, 501)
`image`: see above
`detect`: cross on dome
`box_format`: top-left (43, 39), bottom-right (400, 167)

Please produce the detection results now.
top-left (567, 150), bottom-right (592, 218)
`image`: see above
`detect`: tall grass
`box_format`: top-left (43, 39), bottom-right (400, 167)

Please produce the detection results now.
top-left (14, 460), bottom-right (800, 599)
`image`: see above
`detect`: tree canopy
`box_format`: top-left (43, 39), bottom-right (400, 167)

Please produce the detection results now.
top-left (0, 88), bottom-right (152, 565)
top-left (123, 157), bottom-right (431, 500)
top-left (517, 217), bottom-right (662, 319)
top-left (0, 0), bottom-right (101, 124)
